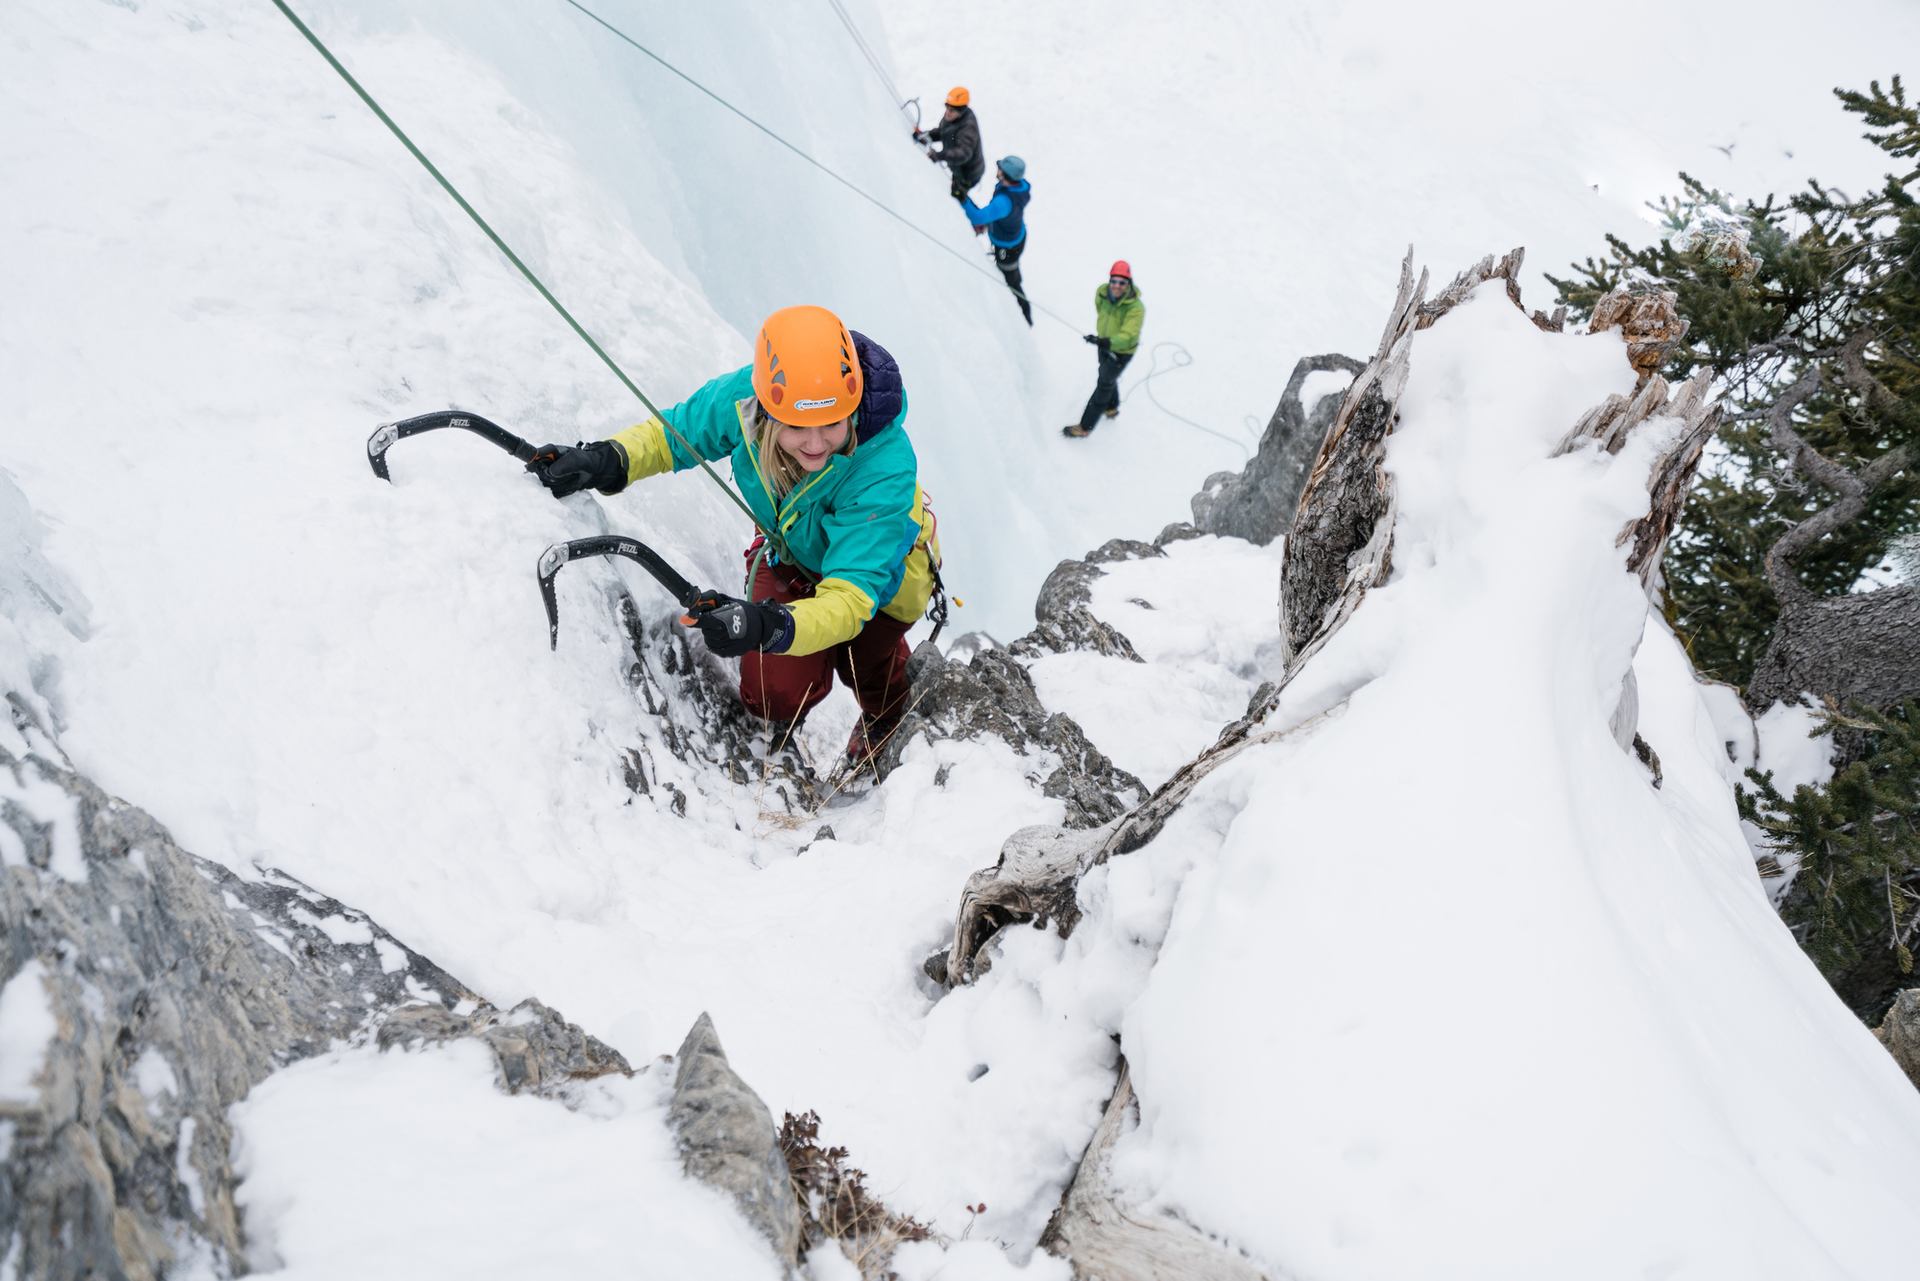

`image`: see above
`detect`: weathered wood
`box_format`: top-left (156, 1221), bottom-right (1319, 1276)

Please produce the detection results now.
top-left (1587, 282), bottom-right (1689, 377)
top-left (1747, 583), bottom-right (1920, 715)
top-left (1279, 252), bottom-right (1421, 665)
top-left (1037, 1060), bottom-right (1272, 1280)
top-left (1550, 362), bottom-right (1721, 590)
top-left (1417, 246), bottom-right (1565, 334)
top-left (1874, 989), bottom-right (1920, 1091)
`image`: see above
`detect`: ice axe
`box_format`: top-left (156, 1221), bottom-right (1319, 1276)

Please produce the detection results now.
top-left (537, 535), bottom-right (719, 651)
top-left (366, 408), bottom-right (544, 481)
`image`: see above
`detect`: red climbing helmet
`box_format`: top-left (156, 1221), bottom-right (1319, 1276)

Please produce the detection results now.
top-left (1109, 260), bottom-right (1132, 280)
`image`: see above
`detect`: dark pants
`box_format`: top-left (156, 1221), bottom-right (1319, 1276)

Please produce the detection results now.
top-left (1078, 348), bottom-right (1135, 430)
top-left (949, 167), bottom-right (981, 200)
top-left (739, 561), bottom-right (913, 742)
top-left (993, 239), bottom-right (1033, 325)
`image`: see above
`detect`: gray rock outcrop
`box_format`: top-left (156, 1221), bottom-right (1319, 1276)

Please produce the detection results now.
top-left (0, 703), bottom-right (633, 1279)
top-left (1189, 353), bottom-right (1361, 546)
top-left (1008, 538), bottom-right (1164, 662)
top-left (666, 1013), bottom-right (804, 1271)
top-left (874, 538), bottom-right (1162, 830)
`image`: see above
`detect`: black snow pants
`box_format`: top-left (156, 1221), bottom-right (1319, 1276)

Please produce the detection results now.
top-left (993, 239), bottom-right (1033, 326)
top-left (1078, 347), bottom-right (1135, 430)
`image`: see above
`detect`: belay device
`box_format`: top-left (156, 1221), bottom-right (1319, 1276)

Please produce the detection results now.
top-left (537, 536), bottom-right (718, 650)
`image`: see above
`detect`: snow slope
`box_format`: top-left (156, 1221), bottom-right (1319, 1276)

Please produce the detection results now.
top-left (1103, 288), bottom-right (1920, 1278)
top-left (6, 0), bottom-right (1920, 1277)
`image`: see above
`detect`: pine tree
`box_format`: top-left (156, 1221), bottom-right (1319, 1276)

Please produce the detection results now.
top-left (1740, 703), bottom-right (1920, 1018)
top-left (1549, 79), bottom-right (1919, 689)
top-left (1554, 80), bottom-right (1919, 1020)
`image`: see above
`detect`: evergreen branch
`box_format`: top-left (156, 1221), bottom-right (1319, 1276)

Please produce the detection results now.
top-left (1839, 330), bottom-right (1920, 433)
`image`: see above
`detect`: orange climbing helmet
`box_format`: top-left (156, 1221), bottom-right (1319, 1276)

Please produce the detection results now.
top-left (752, 305), bottom-right (863, 428)
top-left (945, 86), bottom-right (969, 108)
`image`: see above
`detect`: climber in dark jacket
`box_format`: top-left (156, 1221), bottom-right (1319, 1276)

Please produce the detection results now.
top-left (913, 87), bottom-right (985, 198)
top-left (959, 157), bottom-right (1033, 326)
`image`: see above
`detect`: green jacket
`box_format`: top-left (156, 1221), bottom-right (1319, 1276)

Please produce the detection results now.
top-left (1093, 282), bottom-right (1145, 354)
top-left (607, 365), bottom-right (937, 656)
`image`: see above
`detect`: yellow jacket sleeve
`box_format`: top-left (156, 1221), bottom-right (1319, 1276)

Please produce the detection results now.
top-left (784, 577), bottom-right (877, 657)
top-left (606, 417), bottom-right (676, 486)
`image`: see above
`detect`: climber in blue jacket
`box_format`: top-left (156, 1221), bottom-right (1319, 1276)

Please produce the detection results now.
top-left (960, 156), bottom-right (1033, 326)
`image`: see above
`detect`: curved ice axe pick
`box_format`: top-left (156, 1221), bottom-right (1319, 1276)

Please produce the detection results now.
top-left (537, 535), bottom-right (718, 651)
top-left (366, 408), bottom-right (543, 481)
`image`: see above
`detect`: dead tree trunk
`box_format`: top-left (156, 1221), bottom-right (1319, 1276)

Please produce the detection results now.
top-left (932, 249), bottom-right (1719, 1277)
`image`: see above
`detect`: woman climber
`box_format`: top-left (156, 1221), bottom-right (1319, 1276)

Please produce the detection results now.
top-left (525, 305), bottom-right (939, 770)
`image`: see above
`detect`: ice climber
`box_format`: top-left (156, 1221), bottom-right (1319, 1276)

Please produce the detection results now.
top-left (1064, 261), bottom-right (1146, 438)
top-left (960, 156), bottom-right (1033, 326)
top-left (913, 86), bottom-right (985, 199)
top-left (525, 305), bottom-right (940, 770)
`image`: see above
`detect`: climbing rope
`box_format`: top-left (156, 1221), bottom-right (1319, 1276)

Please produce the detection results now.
top-left (821, 0), bottom-right (910, 114)
top-left (558, 0), bottom-right (1080, 334)
top-left (276, 0), bottom-right (1243, 478)
top-left (266, 0), bottom-right (802, 566)
top-left (1117, 342), bottom-right (1256, 458)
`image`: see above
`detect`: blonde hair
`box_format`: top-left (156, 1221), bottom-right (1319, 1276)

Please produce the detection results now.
top-left (750, 401), bottom-right (857, 499)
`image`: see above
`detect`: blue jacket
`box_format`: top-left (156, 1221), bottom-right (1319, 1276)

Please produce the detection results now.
top-left (962, 179), bottom-right (1030, 249)
top-left (607, 334), bottom-right (938, 655)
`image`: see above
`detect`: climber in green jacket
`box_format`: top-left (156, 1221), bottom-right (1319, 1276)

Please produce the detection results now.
top-left (1064, 260), bottom-right (1146, 438)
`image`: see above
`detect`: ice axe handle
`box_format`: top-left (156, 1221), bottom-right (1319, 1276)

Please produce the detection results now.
top-left (367, 408), bottom-right (539, 481)
top-left (537, 535), bottom-right (710, 651)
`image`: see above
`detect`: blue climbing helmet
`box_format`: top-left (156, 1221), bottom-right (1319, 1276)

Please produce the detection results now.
top-left (997, 155), bottom-right (1026, 182)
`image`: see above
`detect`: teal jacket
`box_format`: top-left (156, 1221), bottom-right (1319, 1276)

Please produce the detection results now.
top-left (607, 361), bottom-right (937, 656)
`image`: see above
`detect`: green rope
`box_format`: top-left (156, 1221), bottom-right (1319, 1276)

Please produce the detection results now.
top-left (266, 0), bottom-right (794, 563)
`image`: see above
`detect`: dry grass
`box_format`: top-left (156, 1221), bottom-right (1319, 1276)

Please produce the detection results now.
top-left (779, 1109), bottom-right (935, 1279)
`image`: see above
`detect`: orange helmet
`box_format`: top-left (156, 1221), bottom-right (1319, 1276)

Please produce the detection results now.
top-left (752, 305), bottom-right (863, 428)
top-left (945, 86), bottom-right (969, 108)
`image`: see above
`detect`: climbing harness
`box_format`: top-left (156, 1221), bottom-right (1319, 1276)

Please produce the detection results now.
top-left (926, 565), bottom-right (953, 646)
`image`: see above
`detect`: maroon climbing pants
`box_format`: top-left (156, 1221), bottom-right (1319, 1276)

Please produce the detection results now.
top-left (738, 561), bottom-right (913, 741)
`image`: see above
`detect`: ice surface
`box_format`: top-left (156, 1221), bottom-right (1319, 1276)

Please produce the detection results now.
top-left (133, 1047), bottom-right (181, 1115)
top-left (0, 962), bottom-right (55, 1107)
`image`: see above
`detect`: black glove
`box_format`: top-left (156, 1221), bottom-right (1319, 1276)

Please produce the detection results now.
top-left (928, 150), bottom-right (944, 164)
top-left (1083, 334), bottom-right (1099, 345)
top-left (1094, 336), bottom-right (1112, 352)
top-left (683, 595), bottom-right (794, 658)
top-left (526, 440), bottom-right (628, 498)
top-left (912, 128), bottom-right (927, 143)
